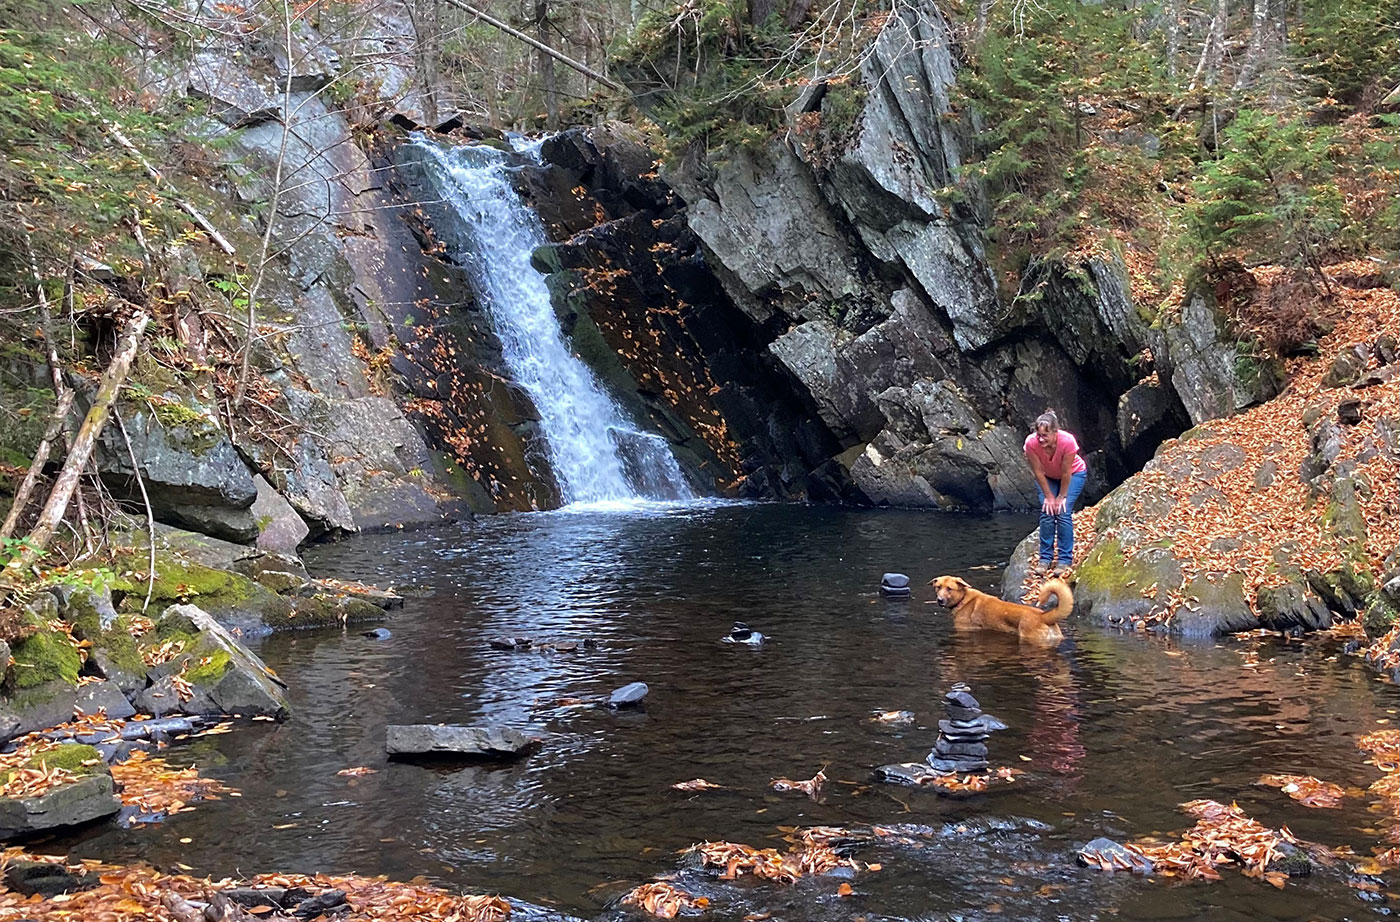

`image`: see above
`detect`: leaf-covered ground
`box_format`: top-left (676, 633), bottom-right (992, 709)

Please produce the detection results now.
top-left (1023, 262), bottom-right (1399, 630)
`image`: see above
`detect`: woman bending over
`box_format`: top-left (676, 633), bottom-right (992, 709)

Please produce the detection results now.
top-left (1024, 409), bottom-right (1088, 577)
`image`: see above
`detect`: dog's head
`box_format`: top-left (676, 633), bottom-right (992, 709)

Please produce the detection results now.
top-left (928, 576), bottom-right (971, 609)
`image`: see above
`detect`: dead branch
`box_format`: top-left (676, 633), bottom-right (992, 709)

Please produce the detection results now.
top-left (5, 311), bottom-right (151, 575)
top-left (440, 0), bottom-right (624, 91)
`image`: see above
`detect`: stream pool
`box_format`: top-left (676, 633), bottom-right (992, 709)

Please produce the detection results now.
top-left (52, 504), bottom-right (1399, 921)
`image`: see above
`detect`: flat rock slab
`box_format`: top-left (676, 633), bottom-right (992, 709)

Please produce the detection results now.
top-left (0, 774), bottom-right (121, 839)
top-left (386, 725), bottom-right (536, 760)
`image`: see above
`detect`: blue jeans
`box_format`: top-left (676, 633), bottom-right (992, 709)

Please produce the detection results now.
top-left (1038, 470), bottom-right (1088, 566)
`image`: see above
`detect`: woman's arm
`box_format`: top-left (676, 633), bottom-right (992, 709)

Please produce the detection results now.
top-left (1053, 452), bottom-right (1075, 512)
top-left (1027, 451), bottom-right (1055, 514)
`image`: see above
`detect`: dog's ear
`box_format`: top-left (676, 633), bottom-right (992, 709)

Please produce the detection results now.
top-left (954, 577), bottom-right (971, 590)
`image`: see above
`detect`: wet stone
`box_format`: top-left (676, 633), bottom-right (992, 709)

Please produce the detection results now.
top-left (944, 689), bottom-right (980, 710)
top-left (609, 681), bottom-right (649, 708)
top-left (1338, 399), bottom-right (1363, 425)
top-left (928, 757), bottom-right (988, 774)
top-left (294, 888), bottom-right (347, 917)
top-left (945, 705), bottom-right (982, 722)
top-left (2, 861), bottom-right (97, 897)
top-left (385, 725), bottom-right (536, 760)
top-left (1078, 837), bottom-right (1154, 874)
top-left (880, 573), bottom-right (911, 597)
top-left (934, 739), bottom-right (988, 758)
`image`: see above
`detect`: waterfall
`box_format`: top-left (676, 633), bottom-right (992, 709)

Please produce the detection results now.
top-left (408, 136), bottom-right (695, 508)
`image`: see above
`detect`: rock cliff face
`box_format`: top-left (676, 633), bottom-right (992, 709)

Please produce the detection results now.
top-left (587, 0), bottom-right (1282, 512)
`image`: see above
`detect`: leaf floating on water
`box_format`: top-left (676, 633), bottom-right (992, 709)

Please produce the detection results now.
top-left (870, 710), bottom-right (914, 724)
top-left (621, 881), bottom-right (708, 918)
top-left (671, 778), bottom-right (723, 792)
top-left (770, 770), bottom-right (826, 797)
top-left (338, 766), bottom-right (378, 777)
top-left (1256, 773), bottom-right (1345, 808)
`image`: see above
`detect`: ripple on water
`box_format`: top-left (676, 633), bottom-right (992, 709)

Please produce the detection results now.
top-left (52, 505), bottom-right (1399, 922)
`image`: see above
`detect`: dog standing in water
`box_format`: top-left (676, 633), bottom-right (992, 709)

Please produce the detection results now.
top-left (928, 576), bottom-right (1073, 647)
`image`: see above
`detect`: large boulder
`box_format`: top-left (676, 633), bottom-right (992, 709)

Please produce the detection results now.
top-left (96, 404), bottom-right (259, 543)
top-left (141, 604), bottom-right (290, 718)
top-left (0, 745), bottom-right (121, 840)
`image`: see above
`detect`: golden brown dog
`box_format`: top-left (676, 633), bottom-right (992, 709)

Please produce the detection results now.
top-left (928, 576), bottom-right (1073, 646)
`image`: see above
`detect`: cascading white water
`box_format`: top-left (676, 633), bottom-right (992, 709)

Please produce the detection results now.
top-left (409, 136), bottom-right (694, 507)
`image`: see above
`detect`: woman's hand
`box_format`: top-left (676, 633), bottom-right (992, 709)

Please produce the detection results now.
top-left (1043, 496), bottom-right (1065, 515)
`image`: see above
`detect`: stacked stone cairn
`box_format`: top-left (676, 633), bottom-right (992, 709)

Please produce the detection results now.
top-left (928, 683), bottom-right (990, 774)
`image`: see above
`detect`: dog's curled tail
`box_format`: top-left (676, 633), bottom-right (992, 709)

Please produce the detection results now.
top-left (1037, 578), bottom-right (1074, 624)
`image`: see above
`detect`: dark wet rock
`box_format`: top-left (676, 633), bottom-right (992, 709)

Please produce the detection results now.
top-left (980, 714), bottom-right (1009, 732)
top-left (224, 886), bottom-right (289, 909)
top-left (2, 860), bottom-right (97, 896)
top-left (93, 740), bottom-right (139, 764)
top-left (608, 682), bottom-right (649, 708)
top-left (1267, 841), bottom-right (1314, 877)
top-left (362, 628), bottom-right (392, 640)
top-left (945, 705), bottom-right (981, 722)
top-left (944, 689), bottom-right (980, 710)
top-left (1338, 399), bottom-right (1364, 425)
top-left (74, 680), bottom-right (137, 721)
top-left (874, 762), bottom-right (938, 786)
top-left (489, 637), bottom-right (532, 651)
top-left (722, 622), bottom-right (764, 645)
top-left (294, 888), bottom-right (347, 917)
top-left (937, 720), bottom-right (992, 740)
top-left (939, 816), bottom-right (1053, 837)
top-left (1077, 837), bottom-right (1154, 874)
top-left (118, 717), bottom-right (201, 740)
top-left (0, 772), bottom-right (121, 839)
top-left (927, 757), bottom-right (989, 773)
top-left (385, 725), bottom-right (536, 759)
top-left (933, 739), bottom-right (988, 758)
top-left (880, 573), bottom-right (911, 597)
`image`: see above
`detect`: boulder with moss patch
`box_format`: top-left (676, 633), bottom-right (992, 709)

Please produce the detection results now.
top-left (0, 744), bottom-right (120, 839)
top-left (0, 613), bottom-right (82, 744)
top-left (141, 604), bottom-right (289, 718)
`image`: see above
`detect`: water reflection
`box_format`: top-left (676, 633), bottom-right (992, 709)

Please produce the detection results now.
top-left (48, 505), bottom-right (1400, 922)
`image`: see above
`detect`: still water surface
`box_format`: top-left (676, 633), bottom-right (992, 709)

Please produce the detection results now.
top-left (59, 504), bottom-right (1399, 920)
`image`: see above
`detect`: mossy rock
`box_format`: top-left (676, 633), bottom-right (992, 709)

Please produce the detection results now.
top-left (0, 744), bottom-right (105, 787)
top-left (112, 549), bottom-right (292, 635)
top-left (142, 605), bottom-right (288, 718)
top-left (6, 624), bottom-right (81, 691)
top-left (272, 595), bottom-right (387, 630)
top-left (60, 589), bottom-right (145, 690)
top-left (1364, 593), bottom-right (1400, 638)
top-left (1074, 538), bottom-right (1184, 626)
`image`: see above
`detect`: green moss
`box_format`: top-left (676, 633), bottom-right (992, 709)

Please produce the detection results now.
top-left (183, 648), bottom-right (231, 685)
top-left (112, 550), bottom-right (256, 612)
top-left (7, 626), bottom-right (81, 690)
top-left (1364, 593), bottom-right (1400, 638)
top-left (0, 744), bottom-right (104, 786)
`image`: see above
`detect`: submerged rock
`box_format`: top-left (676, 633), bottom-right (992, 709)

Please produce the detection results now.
top-left (1077, 837), bottom-right (1154, 874)
top-left (385, 725), bottom-right (536, 759)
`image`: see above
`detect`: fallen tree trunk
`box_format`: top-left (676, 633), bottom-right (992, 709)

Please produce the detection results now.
top-left (5, 310), bottom-right (150, 576)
